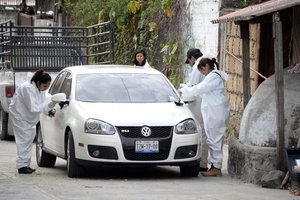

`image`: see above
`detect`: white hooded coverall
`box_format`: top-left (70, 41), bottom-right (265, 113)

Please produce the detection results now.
top-left (180, 70), bottom-right (230, 169)
top-left (185, 57), bottom-right (208, 169)
top-left (9, 81), bottom-right (49, 169)
top-left (187, 57), bottom-right (204, 86)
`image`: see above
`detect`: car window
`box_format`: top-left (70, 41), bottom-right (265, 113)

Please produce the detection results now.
top-left (60, 72), bottom-right (72, 98)
top-left (49, 71), bottom-right (66, 95)
top-left (76, 73), bottom-right (178, 103)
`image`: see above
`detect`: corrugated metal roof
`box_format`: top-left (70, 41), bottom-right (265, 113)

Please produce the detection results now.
top-left (211, 0), bottom-right (300, 24)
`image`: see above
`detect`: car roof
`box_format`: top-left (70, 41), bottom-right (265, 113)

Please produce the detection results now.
top-left (62, 65), bottom-right (163, 75)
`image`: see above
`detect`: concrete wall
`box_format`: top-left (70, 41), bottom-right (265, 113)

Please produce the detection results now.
top-left (187, 0), bottom-right (219, 57)
top-left (0, 9), bottom-right (18, 23)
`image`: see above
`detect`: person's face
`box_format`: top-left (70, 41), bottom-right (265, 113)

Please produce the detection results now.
top-left (187, 56), bottom-right (196, 67)
top-left (37, 81), bottom-right (51, 91)
top-left (199, 64), bottom-right (213, 76)
top-left (136, 53), bottom-right (145, 64)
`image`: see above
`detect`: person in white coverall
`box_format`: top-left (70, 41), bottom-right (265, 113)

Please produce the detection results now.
top-left (182, 48), bottom-right (208, 172)
top-left (179, 57), bottom-right (230, 177)
top-left (9, 69), bottom-right (55, 174)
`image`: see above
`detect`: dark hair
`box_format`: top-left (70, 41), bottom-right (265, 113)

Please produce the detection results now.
top-left (185, 48), bottom-right (203, 64)
top-left (198, 57), bottom-right (219, 71)
top-left (31, 69), bottom-right (51, 84)
top-left (133, 50), bottom-right (147, 66)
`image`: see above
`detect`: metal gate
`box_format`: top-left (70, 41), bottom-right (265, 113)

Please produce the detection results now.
top-left (0, 20), bottom-right (114, 72)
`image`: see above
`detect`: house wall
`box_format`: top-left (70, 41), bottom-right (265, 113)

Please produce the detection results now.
top-left (183, 0), bottom-right (219, 82)
top-left (219, 19), bottom-right (260, 137)
top-left (186, 0), bottom-right (219, 57)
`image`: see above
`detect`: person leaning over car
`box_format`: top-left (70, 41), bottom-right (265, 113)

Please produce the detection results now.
top-left (180, 48), bottom-right (208, 172)
top-left (9, 69), bottom-right (56, 174)
top-left (179, 57), bottom-right (230, 177)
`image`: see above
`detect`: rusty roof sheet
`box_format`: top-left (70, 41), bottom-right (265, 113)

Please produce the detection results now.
top-left (211, 0), bottom-right (300, 24)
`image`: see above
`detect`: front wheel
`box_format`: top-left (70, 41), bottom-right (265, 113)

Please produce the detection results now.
top-left (180, 163), bottom-right (200, 177)
top-left (67, 131), bottom-right (85, 178)
top-left (36, 125), bottom-right (56, 167)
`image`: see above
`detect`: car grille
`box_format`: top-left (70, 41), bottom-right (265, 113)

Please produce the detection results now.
top-left (116, 126), bottom-right (173, 161)
top-left (116, 126), bottom-right (172, 138)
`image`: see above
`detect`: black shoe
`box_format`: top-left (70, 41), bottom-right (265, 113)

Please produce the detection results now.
top-left (28, 167), bottom-right (36, 173)
top-left (18, 167), bottom-right (35, 174)
top-left (199, 167), bottom-right (208, 172)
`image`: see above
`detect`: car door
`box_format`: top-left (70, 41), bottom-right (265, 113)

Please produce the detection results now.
top-left (53, 72), bottom-right (72, 154)
top-left (42, 71), bottom-right (68, 154)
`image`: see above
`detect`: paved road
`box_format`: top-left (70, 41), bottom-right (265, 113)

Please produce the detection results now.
top-left (0, 139), bottom-right (297, 200)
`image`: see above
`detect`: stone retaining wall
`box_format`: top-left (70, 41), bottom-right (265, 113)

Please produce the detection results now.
top-left (227, 136), bottom-right (277, 185)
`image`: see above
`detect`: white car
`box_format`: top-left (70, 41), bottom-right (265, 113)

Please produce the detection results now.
top-left (36, 65), bottom-right (202, 177)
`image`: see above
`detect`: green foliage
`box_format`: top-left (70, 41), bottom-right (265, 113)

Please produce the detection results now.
top-left (127, 1), bottom-right (141, 14)
top-left (108, 1), bottom-right (133, 28)
top-left (240, 0), bottom-right (251, 7)
top-left (63, 0), bottom-right (183, 82)
top-left (233, 0), bottom-right (251, 8)
top-left (64, 0), bottom-right (103, 26)
top-left (65, 1), bottom-right (158, 39)
top-left (161, 0), bottom-right (175, 17)
top-left (160, 42), bottom-right (183, 86)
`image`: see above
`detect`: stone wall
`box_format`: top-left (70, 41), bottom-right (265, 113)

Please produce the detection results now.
top-left (228, 137), bottom-right (277, 185)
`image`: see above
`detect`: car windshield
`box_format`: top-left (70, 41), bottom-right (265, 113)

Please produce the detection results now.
top-left (76, 73), bottom-right (179, 103)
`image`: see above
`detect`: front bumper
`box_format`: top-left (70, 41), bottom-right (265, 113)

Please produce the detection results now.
top-left (74, 127), bottom-right (201, 166)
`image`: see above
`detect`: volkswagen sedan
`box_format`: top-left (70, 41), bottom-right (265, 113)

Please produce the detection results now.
top-left (36, 65), bottom-right (201, 177)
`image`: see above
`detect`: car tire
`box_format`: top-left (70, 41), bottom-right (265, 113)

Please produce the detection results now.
top-left (0, 110), bottom-right (9, 141)
top-left (36, 125), bottom-right (56, 167)
top-left (67, 131), bottom-right (85, 178)
top-left (180, 163), bottom-right (200, 177)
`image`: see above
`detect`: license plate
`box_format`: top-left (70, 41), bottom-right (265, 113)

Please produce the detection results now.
top-left (135, 141), bottom-right (159, 153)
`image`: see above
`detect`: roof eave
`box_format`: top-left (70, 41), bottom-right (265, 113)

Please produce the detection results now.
top-left (211, 0), bottom-right (300, 24)
top-left (211, 15), bottom-right (257, 24)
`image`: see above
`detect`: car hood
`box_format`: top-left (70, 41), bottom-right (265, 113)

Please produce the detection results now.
top-left (77, 102), bottom-right (192, 126)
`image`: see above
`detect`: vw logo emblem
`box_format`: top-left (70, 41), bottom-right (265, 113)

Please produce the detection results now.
top-left (141, 126), bottom-right (151, 137)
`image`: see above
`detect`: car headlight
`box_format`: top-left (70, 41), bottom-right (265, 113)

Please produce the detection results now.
top-left (175, 119), bottom-right (197, 134)
top-left (85, 119), bottom-right (115, 135)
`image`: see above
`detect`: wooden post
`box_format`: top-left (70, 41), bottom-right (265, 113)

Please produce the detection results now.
top-left (273, 12), bottom-right (285, 171)
top-left (240, 23), bottom-right (251, 108)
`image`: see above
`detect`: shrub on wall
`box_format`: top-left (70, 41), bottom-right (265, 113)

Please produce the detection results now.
top-left (63, 0), bottom-right (185, 86)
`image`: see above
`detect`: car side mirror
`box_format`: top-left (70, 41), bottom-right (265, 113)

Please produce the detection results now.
top-left (51, 93), bottom-right (67, 102)
top-left (181, 94), bottom-right (195, 104)
top-left (52, 93), bottom-right (69, 109)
